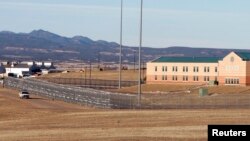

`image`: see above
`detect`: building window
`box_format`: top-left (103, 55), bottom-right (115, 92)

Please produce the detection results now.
top-left (231, 57), bottom-right (234, 62)
top-left (155, 75), bottom-right (157, 80)
top-left (193, 76), bottom-right (199, 81)
top-left (155, 66), bottom-right (157, 72)
top-left (204, 76), bottom-right (210, 82)
top-left (183, 66), bottom-right (188, 72)
top-left (215, 67), bottom-right (218, 72)
top-left (193, 66), bottom-right (199, 72)
top-left (172, 66), bottom-right (178, 72)
top-left (172, 75), bottom-right (177, 81)
top-left (162, 66), bottom-right (167, 72)
top-left (204, 67), bottom-right (210, 72)
top-left (162, 75), bottom-right (167, 81)
top-left (225, 78), bottom-right (240, 84)
top-left (183, 76), bottom-right (188, 81)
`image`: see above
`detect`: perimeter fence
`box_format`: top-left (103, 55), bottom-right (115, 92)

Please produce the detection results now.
top-left (3, 77), bottom-right (250, 109)
top-left (37, 77), bottom-right (138, 89)
top-left (4, 77), bottom-right (137, 109)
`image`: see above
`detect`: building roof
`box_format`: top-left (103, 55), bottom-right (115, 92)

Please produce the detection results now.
top-left (152, 57), bottom-right (221, 63)
top-left (234, 52), bottom-right (250, 61)
top-left (4, 64), bottom-right (30, 68)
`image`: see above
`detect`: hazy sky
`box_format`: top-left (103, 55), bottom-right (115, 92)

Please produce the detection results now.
top-left (1, 0), bottom-right (250, 49)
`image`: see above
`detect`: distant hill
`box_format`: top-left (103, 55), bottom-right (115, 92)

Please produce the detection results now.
top-left (0, 29), bottom-right (249, 63)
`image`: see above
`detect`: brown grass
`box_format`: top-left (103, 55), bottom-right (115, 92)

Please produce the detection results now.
top-left (1, 87), bottom-right (250, 141)
top-left (110, 84), bottom-right (196, 94)
top-left (110, 84), bottom-right (250, 95)
top-left (41, 70), bottom-right (145, 81)
top-left (42, 70), bottom-right (250, 95)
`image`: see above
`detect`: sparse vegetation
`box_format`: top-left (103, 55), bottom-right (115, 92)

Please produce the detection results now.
top-left (41, 70), bottom-right (145, 81)
top-left (1, 88), bottom-right (250, 141)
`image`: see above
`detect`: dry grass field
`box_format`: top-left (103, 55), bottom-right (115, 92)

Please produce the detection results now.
top-left (41, 70), bottom-right (145, 81)
top-left (1, 87), bottom-right (250, 141)
top-left (109, 84), bottom-right (250, 95)
top-left (42, 70), bottom-right (250, 95)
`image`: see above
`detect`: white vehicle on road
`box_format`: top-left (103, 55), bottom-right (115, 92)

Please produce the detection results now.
top-left (19, 91), bottom-right (30, 99)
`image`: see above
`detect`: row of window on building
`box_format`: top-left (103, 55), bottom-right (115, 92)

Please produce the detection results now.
top-left (155, 75), bottom-right (217, 82)
top-left (155, 66), bottom-right (218, 73)
top-left (225, 78), bottom-right (240, 84)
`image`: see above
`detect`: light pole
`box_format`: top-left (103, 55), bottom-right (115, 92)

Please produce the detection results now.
top-left (134, 50), bottom-right (136, 72)
top-left (119, 0), bottom-right (123, 89)
top-left (142, 61), bottom-right (144, 82)
top-left (138, 0), bottom-right (143, 107)
top-left (85, 66), bottom-right (87, 86)
top-left (89, 61), bottom-right (92, 86)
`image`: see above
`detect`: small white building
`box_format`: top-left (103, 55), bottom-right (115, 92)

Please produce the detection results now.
top-left (4, 63), bottom-right (30, 78)
top-left (21, 61), bottom-right (53, 67)
top-left (1, 61), bottom-right (56, 77)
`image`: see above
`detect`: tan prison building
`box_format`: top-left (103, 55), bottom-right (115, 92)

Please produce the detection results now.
top-left (147, 52), bottom-right (250, 86)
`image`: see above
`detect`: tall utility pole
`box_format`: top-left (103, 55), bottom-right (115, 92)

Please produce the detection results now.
top-left (98, 49), bottom-right (101, 69)
top-left (119, 0), bottom-right (123, 89)
top-left (85, 66), bottom-right (87, 86)
top-left (89, 61), bottom-right (92, 86)
top-left (142, 61), bottom-right (144, 82)
top-left (138, 0), bottom-right (143, 107)
top-left (134, 50), bottom-right (136, 72)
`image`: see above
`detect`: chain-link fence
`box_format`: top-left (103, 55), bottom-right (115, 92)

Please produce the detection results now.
top-left (4, 77), bottom-right (137, 109)
top-left (141, 93), bottom-right (250, 109)
top-left (4, 77), bottom-right (250, 109)
top-left (37, 77), bottom-right (138, 89)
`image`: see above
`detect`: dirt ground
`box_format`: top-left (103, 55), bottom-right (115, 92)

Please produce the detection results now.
top-left (1, 87), bottom-right (250, 141)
